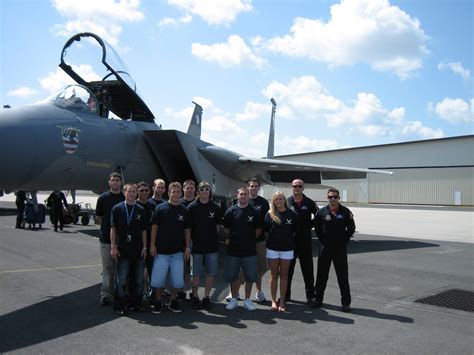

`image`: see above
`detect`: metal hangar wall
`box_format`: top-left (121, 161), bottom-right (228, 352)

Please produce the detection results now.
top-left (271, 135), bottom-right (474, 206)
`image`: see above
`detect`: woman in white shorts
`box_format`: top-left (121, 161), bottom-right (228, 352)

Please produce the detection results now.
top-left (264, 191), bottom-right (297, 312)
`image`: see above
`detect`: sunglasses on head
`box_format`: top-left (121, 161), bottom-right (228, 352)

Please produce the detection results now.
top-left (292, 185), bottom-right (303, 188)
top-left (327, 195), bottom-right (339, 199)
top-left (199, 187), bottom-right (210, 192)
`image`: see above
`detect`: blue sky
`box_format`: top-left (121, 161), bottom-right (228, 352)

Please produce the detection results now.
top-left (1, 0), bottom-right (472, 157)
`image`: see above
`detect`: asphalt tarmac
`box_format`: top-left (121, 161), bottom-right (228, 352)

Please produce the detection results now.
top-left (0, 203), bottom-right (473, 354)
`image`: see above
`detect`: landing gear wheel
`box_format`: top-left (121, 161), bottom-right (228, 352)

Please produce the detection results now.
top-left (81, 216), bottom-right (90, 226)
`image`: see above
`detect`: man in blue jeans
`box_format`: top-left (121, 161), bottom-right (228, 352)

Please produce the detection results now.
top-left (110, 183), bottom-right (147, 316)
top-left (149, 182), bottom-right (191, 313)
top-left (223, 187), bottom-right (263, 311)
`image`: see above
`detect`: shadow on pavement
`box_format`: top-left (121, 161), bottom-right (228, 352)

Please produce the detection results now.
top-left (348, 237), bottom-right (439, 254)
top-left (321, 303), bottom-right (414, 323)
top-left (0, 284), bottom-right (115, 353)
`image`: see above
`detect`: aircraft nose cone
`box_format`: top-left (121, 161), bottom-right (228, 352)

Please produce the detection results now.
top-left (0, 108), bottom-right (36, 191)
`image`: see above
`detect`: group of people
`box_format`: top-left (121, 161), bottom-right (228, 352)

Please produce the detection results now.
top-left (95, 172), bottom-right (356, 316)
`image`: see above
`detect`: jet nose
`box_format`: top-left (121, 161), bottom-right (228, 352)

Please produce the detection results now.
top-left (0, 107), bottom-right (36, 190)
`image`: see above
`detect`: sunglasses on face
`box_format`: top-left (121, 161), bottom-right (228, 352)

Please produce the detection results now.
top-left (199, 187), bottom-right (210, 192)
top-left (292, 185), bottom-right (303, 188)
top-left (327, 195), bottom-right (339, 199)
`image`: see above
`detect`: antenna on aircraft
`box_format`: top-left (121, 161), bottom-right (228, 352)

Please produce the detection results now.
top-left (267, 98), bottom-right (277, 159)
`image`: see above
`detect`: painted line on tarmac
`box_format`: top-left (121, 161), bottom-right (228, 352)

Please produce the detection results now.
top-left (0, 264), bottom-right (101, 274)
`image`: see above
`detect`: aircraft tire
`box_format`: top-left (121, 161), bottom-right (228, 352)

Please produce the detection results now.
top-left (81, 216), bottom-right (90, 226)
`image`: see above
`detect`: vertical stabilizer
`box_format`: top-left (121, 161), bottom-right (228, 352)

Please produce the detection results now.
top-left (187, 101), bottom-right (203, 139)
top-left (267, 98), bottom-right (277, 159)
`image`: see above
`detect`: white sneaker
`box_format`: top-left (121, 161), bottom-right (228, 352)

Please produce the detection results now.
top-left (226, 298), bottom-right (239, 310)
top-left (243, 298), bottom-right (256, 311)
top-left (226, 292), bottom-right (241, 302)
top-left (255, 290), bottom-right (266, 303)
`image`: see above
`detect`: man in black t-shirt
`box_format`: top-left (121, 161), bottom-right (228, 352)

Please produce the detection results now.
top-left (223, 187), bottom-right (263, 311)
top-left (149, 182), bottom-right (191, 313)
top-left (287, 178), bottom-right (318, 304)
top-left (187, 181), bottom-right (223, 310)
top-left (247, 178), bottom-right (270, 303)
top-left (136, 181), bottom-right (156, 297)
top-left (96, 172), bottom-right (125, 306)
top-left (178, 179), bottom-right (196, 300)
top-left (110, 184), bottom-right (147, 316)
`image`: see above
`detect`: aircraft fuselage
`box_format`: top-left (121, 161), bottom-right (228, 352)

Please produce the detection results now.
top-left (0, 103), bottom-right (163, 193)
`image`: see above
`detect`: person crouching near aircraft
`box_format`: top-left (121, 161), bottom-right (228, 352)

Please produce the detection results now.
top-left (224, 187), bottom-right (263, 311)
top-left (110, 184), bottom-right (147, 316)
top-left (149, 182), bottom-right (191, 313)
top-left (264, 191), bottom-right (297, 312)
top-left (96, 172), bottom-right (125, 306)
top-left (136, 181), bottom-right (157, 299)
top-left (187, 181), bottom-right (223, 310)
top-left (313, 188), bottom-right (355, 313)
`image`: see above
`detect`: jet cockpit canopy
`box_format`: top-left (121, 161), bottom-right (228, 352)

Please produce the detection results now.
top-left (59, 32), bottom-right (154, 122)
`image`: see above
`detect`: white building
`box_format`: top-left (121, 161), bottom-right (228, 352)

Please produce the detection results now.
top-left (267, 135), bottom-right (473, 206)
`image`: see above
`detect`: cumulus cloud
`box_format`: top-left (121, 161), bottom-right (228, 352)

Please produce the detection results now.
top-left (260, 75), bottom-right (445, 140)
top-left (402, 121), bottom-right (443, 138)
top-left (168, 0), bottom-right (252, 26)
top-left (39, 65), bottom-right (101, 93)
top-left (430, 97), bottom-right (473, 124)
top-left (51, 0), bottom-right (144, 46)
top-left (7, 87), bottom-right (38, 98)
top-left (438, 61), bottom-right (470, 80)
top-left (158, 15), bottom-right (192, 27)
top-left (236, 101), bottom-right (269, 121)
top-left (260, 0), bottom-right (428, 79)
top-left (192, 35), bottom-right (266, 68)
top-left (279, 136), bottom-right (339, 154)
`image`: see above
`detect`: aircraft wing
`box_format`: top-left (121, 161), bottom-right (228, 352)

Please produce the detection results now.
top-left (235, 156), bottom-right (393, 184)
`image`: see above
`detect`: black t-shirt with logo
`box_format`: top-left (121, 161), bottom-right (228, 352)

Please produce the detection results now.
top-left (151, 202), bottom-right (191, 255)
top-left (111, 202), bottom-right (147, 258)
top-left (248, 195), bottom-right (270, 242)
top-left (264, 209), bottom-right (297, 251)
top-left (187, 200), bottom-right (223, 254)
top-left (223, 204), bottom-right (263, 257)
top-left (137, 199), bottom-right (155, 249)
top-left (96, 191), bottom-right (125, 244)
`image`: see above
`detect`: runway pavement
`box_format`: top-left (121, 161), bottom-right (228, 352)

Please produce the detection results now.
top-left (0, 204), bottom-right (473, 354)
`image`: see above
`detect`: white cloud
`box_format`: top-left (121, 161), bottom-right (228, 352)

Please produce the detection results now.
top-left (262, 76), bottom-right (343, 120)
top-left (261, 0), bottom-right (428, 79)
top-left (39, 65), bottom-right (101, 93)
top-left (51, 0), bottom-right (144, 46)
top-left (261, 75), bottom-right (445, 141)
top-left (438, 61), bottom-right (471, 80)
top-left (236, 101), bottom-right (269, 121)
top-left (192, 35), bottom-right (266, 68)
top-left (7, 87), bottom-right (38, 98)
top-left (279, 136), bottom-right (339, 154)
top-left (168, 0), bottom-right (252, 26)
top-left (431, 97), bottom-right (473, 124)
top-left (402, 121), bottom-right (444, 138)
top-left (158, 15), bottom-right (192, 27)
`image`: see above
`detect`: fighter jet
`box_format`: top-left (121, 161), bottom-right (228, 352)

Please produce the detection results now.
top-left (0, 32), bottom-right (391, 200)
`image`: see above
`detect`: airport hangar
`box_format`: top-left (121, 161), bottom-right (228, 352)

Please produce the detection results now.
top-left (263, 134), bottom-right (473, 206)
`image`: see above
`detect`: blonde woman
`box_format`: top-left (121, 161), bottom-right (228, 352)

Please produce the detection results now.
top-left (264, 192), bottom-right (297, 312)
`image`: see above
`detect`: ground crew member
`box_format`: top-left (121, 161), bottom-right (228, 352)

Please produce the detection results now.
top-left (313, 188), bottom-right (355, 313)
top-left (46, 190), bottom-right (68, 232)
top-left (15, 191), bottom-right (27, 229)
